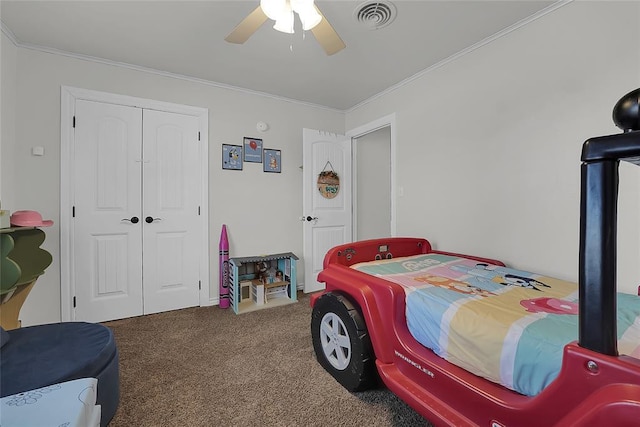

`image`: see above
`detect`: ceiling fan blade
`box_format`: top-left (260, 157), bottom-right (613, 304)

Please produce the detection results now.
top-left (310, 6), bottom-right (346, 56)
top-left (225, 6), bottom-right (269, 44)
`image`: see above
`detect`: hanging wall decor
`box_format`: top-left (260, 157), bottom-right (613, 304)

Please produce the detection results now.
top-left (317, 161), bottom-right (340, 199)
top-left (243, 137), bottom-right (263, 163)
top-left (222, 144), bottom-right (243, 170)
top-left (263, 148), bottom-right (281, 173)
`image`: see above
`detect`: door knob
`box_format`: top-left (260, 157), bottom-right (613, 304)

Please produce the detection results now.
top-left (145, 216), bottom-right (162, 224)
top-left (122, 216), bottom-right (139, 224)
top-left (306, 216), bottom-right (318, 222)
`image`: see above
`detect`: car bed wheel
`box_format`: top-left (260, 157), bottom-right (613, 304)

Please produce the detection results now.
top-left (311, 292), bottom-right (377, 392)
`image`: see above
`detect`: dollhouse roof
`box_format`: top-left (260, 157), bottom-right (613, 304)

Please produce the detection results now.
top-left (230, 253), bottom-right (298, 266)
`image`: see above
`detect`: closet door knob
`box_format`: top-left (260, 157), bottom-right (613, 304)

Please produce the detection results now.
top-left (122, 217), bottom-right (139, 224)
top-left (145, 216), bottom-right (162, 223)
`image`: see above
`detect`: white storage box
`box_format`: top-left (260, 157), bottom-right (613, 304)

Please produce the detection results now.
top-left (0, 377), bottom-right (101, 427)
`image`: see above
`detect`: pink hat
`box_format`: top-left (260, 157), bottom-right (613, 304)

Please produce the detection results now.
top-left (10, 210), bottom-right (54, 227)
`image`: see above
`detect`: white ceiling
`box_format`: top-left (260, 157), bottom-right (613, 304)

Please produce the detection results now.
top-left (0, 0), bottom-right (557, 110)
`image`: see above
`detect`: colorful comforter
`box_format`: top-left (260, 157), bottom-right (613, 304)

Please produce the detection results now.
top-left (352, 253), bottom-right (640, 396)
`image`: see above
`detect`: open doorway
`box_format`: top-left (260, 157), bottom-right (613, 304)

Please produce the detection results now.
top-left (348, 113), bottom-right (396, 241)
top-left (354, 126), bottom-right (392, 240)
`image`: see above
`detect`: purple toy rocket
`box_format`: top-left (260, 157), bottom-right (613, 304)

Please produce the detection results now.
top-left (219, 224), bottom-right (230, 309)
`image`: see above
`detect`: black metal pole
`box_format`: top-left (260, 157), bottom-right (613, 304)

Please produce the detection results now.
top-left (578, 159), bottom-right (618, 355)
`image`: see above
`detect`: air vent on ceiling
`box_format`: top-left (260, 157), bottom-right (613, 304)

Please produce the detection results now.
top-left (353, 1), bottom-right (397, 30)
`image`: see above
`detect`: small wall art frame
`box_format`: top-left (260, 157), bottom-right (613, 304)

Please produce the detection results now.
top-left (263, 148), bottom-right (281, 173)
top-left (222, 144), bottom-right (243, 170)
top-left (243, 137), bottom-right (263, 163)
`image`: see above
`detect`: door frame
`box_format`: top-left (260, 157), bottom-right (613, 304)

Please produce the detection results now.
top-left (60, 86), bottom-right (210, 321)
top-left (346, 113), bottom-right (397, 237)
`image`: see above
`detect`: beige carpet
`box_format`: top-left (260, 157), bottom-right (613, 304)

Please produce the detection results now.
top-left (104, 293), bottom-right (430, 426)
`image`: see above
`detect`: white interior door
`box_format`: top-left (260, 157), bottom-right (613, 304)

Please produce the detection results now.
top-left (302, 128), bottom-right (352, 293)
top-left (74, 100), bottom-right (144, 322)
top-left (142, 109), bottom-right (201, 314)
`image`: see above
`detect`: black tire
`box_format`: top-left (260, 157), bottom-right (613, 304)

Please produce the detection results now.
top-left (311, 292), bottom-right (377, 392)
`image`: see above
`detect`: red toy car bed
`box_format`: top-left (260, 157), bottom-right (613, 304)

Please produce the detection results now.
top-left (310, 89), bottom-right (640, 426)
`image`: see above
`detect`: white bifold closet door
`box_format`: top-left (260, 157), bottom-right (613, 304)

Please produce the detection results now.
top-left (73, 100), bottom-right (201, 322)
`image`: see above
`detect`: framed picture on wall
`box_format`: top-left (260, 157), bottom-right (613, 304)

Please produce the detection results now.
top-left (243, 137), bottom-right (263, 163)
top-left (263, 149), bottom-right (281, 173)
top-left (222, 144), bottom-right (243, 170)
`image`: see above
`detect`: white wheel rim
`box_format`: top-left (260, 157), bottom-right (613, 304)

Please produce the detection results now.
top-left (319, 312), bottom-right (351, 370)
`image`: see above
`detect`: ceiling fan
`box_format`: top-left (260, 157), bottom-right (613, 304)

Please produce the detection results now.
top-left (225, 0), bottom-right (346, 56)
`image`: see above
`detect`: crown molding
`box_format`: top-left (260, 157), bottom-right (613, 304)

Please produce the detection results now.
top-left (0, 20), bottom-right (19, 46)
top-left (0, 19), bottom-right (342, 113)
top-left (346, 0), bottom-right (574, 113)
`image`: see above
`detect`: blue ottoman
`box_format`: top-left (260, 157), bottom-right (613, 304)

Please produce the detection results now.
top-left (0, 322), bottom-right (119, 427)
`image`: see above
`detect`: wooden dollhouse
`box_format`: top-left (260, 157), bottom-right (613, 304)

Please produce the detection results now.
top-left (228, 252), bottom-right (298, 314)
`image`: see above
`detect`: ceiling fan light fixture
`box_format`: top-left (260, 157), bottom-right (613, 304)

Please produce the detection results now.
top-left (273, 7), bottom-right (295, 34)
top-left (298, 7), bottom-right (322, 31)
top-left (264, 0), bottom-right (321, 33)
top-left (290, 0), bottom-right (312, 12)
top-left (261, 0), bottom-right (287, 20)
top-left (291, 0), bottom-right (321, 29)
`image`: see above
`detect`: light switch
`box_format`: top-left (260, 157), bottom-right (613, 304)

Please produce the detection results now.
top-left (32, 146), bottom-right (45, 156)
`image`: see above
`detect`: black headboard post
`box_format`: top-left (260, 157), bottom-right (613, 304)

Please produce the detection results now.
top-left (579, 156), bottom-right (619, 355)
top-left (580, 130), bottom-right (640, 355)
top-left (579, 88), bottom-right (640, 355)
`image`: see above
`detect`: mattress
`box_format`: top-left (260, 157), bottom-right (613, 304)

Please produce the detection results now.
top-left (352, 253), bottom-right (640, 396)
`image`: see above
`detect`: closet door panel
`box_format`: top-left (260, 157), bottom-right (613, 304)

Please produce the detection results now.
top-left (73, 100), bottom-right (143, 322)
top-left (142, 109), bottom-right (201, 314)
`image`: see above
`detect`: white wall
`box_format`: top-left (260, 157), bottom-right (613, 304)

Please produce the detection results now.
top-left (347, 1), bottom-right (640, 294)
top-left (1, 31), bottom-right (18, 208)
top-left (5, 44), bottom-right (343, 326)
